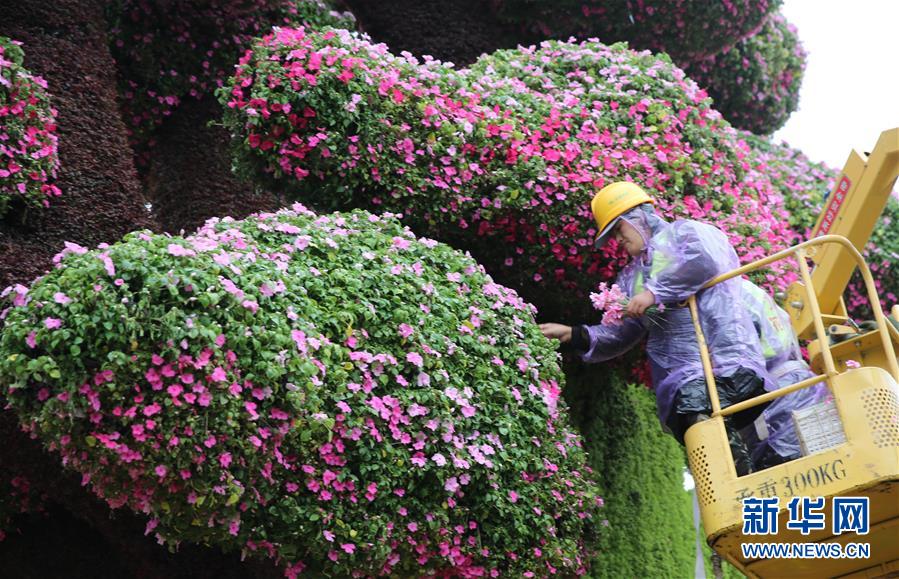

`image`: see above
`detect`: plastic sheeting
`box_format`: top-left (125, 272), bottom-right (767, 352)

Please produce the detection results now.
top-left (578, 205), bottom-right (774, 434)
top-left (742, 280), bottom-right (828, 461)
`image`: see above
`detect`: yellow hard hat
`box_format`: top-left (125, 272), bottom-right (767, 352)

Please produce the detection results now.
top-left (590, 181), bottom-right (654, 247)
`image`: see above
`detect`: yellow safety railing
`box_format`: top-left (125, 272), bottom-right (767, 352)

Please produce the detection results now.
top-left (687, 234), bottom-right (899, 419)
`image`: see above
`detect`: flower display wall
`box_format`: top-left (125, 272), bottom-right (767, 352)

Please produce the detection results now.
top-left (487, 0), bottom-right (780, 63)
top-left (683, 13), bottom-right (806, 135)
top-left (0, 37), bottom-right (61, 218)
top-left (219, 28), bottom-right (798, 321)
top-left (0, 204), bottom-right (602, 576)
top-left (107, 0), bottom-right (354, 154)
top-left (741, 133), bottom-right (834, 236)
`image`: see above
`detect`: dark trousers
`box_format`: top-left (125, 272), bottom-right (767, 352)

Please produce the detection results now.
top-left (669, 368), bottom-right (769, 476)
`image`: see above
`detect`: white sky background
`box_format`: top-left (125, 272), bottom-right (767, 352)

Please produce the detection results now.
top-left (771, 0), bottom-right (899, 169)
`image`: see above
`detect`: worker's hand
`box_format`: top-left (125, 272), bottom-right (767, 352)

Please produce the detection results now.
top-left (539, 323), bottom-right (572, 344)
top-left (626, 290), bottom-right (656, 317)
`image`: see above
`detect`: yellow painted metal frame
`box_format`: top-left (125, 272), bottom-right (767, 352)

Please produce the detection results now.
top-left (786, 128), bottom-right (899, 339)
top-left (685, 235), bottom-right (899, 578)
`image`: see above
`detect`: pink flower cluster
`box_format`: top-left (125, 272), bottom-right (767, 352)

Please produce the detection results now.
top-left (0, 37), bottom-right (61, 216)
top-left (0, 204), bottom-right (603, 576)
top-left (221, 29), bottom-right (800, 322)
top-left (589, 283), bottom-right (628, 326)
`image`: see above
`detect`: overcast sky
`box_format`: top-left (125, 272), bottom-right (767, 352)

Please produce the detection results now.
top-left (771, 0), bottom-right (899, 169)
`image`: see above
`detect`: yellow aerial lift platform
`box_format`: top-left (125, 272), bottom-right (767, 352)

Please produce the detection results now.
top-left (686, 128), bottom-right (899, 578)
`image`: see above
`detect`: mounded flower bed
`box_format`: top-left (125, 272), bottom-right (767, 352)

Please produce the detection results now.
top-left (0, 204), bottom-right (602, 576)
top-left (487, 0), bottom-right (780, 62)
top-left (683, 13), bottom-right (806, 135)
top-left (741, 133), bottom-right (834, 236)
top-left (0, 37), bottom-right (61, 218)
top-left (219, 28), bottom-right (798, 320)
top-left (107, 0), bottom-right (354, 153)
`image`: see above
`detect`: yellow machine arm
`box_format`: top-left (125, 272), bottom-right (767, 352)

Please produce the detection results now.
top-left (785, 128), bottom-right (899, 338)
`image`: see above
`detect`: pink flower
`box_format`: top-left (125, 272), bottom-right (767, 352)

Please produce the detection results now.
top-left (406, 352), bottom-right (424, 368)
top-left (845, 359), bottom-right (861, 369)
top-left (444, 476), bottom-right (459, 493)
top-left (270, 408), bottom-right (289, 420)
top-left (53, 292), bottom-right (71, 305)
top-left (509, 490), bottom-right (519, 503)
top-left (219, 452), bottom-right (232, 468)
top-left (155, 465), bottom-right (168, 478)
top-left (167, 243), bottom-right (196, 257)
top-left (25, 332), bottom-right (36, 349)
top-left (392, 236), bottom-right (411, 249)
top-left (341, 543), bottom-right (355, 554)
top-left (43, 317), bottom-right (62, 329)
top-left (398, 323), bottom-right (414, 339)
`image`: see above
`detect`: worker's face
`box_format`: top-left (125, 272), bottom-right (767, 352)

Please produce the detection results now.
top-left (612, 219), bottom-right (645, 257)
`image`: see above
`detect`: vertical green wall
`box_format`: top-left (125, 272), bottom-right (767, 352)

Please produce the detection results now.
top-left (564, 364), bottom-right (696, 577)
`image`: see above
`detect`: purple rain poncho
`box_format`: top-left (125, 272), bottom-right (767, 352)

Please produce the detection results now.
top-left (742, 280), bottom-right (828, 460)
top-left (576, 205), bottom-right (774, 435)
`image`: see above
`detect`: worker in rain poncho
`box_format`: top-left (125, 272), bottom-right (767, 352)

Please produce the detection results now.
top-left (540, 181), bottom-right (775, 475)
top-left (741, 280), bottom-right (828, 470)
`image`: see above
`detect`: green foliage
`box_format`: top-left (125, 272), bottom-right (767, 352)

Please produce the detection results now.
top-left (684, 13), bottom-right (807, 135)
top-left (0, 205), bottom-right (602, 575)
top-left (565, 369), bottom-right (694, 577)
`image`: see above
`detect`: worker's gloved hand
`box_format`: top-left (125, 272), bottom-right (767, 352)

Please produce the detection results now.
top-left (626, 289), bottom-right (656, 317)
